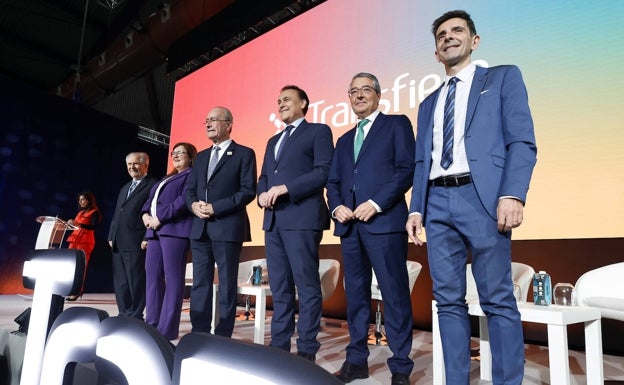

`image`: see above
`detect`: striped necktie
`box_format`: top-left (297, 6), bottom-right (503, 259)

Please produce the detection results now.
top-left (275, 125), bottom-right (294, 161)
top-left (441, 77), bottom-right (458, 170)
top-left (127, 180), bottom-right (138, 199)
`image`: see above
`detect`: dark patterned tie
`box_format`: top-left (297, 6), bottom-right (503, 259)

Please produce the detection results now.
top-left (275, 125), bottom-right (294, 161)
top-left (126, 180), bottom-right (138, 199)
top-left (206, 145), bottom-right (220, 180)
top-left (441, 77), bottom-right (458, 170)
top-left (353, 118), bottom-right (370, 160)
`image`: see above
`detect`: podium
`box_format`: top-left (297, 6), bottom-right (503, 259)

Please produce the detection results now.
top-left (18, 218), bottom-right (86, 385)
top-left (34, 216), bottom-right (77, 250)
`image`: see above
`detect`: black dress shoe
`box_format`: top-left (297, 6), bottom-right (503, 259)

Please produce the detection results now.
top-left (296, 351), bottom-right (316, 362)
top-left (333, 361), bottom-right (369, 383)
top-left (390, 373), bottom-right (410, 385)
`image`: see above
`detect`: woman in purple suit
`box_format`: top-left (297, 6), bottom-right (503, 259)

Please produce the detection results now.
top-left (141, 142), bottom-right (198, 340)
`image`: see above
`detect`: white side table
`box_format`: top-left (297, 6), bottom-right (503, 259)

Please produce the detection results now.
top-left (237, 283), bottom-right (272, 344)
top-left (432, 300), bottom-right (604, 385)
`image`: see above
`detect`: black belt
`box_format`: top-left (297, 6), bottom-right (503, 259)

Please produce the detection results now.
top-left (429, 173), bottom-right (472, 188)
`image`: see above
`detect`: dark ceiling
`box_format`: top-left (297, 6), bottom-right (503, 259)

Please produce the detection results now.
top-left (0, 0), bottom-right (322, 107)
top-left (0, 0), bottom-right (149, 92)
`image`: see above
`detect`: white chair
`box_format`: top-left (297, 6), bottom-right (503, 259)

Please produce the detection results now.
top-left (184, 262), bottom-right (219, 286)
top-left (236, 258), bottom-right (340, 320)
top-left (184, 262), bottom-right (194, 287)
top-left (576, 262), bottom-right (624, 383)
top-left (184, 262), bottom-right (219, 330)
top-left (318, 259), bottom-right (341, 301)
top-left (465, 261), bottom-right (535, 303)
top-left (575, 262), bottom-right (624, 322)
top-left (289, 259), bottom-right (341, 303)
top-left (369, 261), bottom-right (423, 345)
top-left (466, 261), bottom-right (535, 360)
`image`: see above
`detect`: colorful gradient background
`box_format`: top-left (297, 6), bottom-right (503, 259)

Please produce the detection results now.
top-left (170, 0), bottom-right (624, 244)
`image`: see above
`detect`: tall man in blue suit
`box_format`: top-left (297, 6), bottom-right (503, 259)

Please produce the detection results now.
top-left (406, 10), bottom-right (537, 385)
top-left (327, 73), bottom-right (415, 385)
top-left (257, 85), bottom-right (334, 361)
top-left (186, 106), bottom-right (257, 337)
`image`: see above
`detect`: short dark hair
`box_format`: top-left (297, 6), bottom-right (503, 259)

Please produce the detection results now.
top-left (281, 85), bottom-right (310, 115)
top-left (432, 10), bottom-right (477, 38)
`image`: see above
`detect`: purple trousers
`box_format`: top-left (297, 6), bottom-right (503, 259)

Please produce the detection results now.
top-left (145, 235), bottom-right (189, 340)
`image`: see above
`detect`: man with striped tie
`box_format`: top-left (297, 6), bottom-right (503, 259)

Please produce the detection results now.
top-left (257, 85), bottom-right (334, 361)
top-left (406, 10), bottom-right (537, 385)
top-left (108, 152), bottom-right (157, 319)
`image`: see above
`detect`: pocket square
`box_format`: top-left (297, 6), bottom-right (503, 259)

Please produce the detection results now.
top-left (480, 90), bottom-right (490, 95)
top-left (227, 151), bottom-right (233, 155)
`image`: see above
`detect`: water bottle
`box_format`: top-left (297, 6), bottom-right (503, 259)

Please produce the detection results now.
top-left (252, 265), bottom-right (263, 286)
top-left (533, 270), bottom-right (552, 306)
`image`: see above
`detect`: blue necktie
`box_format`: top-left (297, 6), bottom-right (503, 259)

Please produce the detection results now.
top-left (206, 145), bottom-right (220, 180)
top-left (126, 180), bottom-right (138, 199)
top-left (275, 125), bottom-right (294, 161)
top-left (353, 119), bottom-right (370, 160)
top-left (441, 77), bottom-right (458, 170)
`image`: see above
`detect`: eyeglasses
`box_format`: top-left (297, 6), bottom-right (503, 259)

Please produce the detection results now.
top-left (348, 86), bottom-right (377, 97)
top-left (204, 117), bottom-right (231, 124)
top-left (170, 151), bottom-right (188, 157)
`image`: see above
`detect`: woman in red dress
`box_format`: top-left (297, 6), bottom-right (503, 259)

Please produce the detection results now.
top-left (66, 191), bottom-right (102, 300)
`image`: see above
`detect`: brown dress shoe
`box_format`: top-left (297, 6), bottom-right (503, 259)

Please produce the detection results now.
top-left (333, 361), bottom-right (369, 383)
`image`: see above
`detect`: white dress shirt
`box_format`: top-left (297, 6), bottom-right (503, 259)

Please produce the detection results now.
top-left (430, 62), bottom-right (476, 179)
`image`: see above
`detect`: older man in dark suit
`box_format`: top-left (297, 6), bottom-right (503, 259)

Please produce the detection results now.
top-left (108, 151), bottom-right (157, 319)
top-left (327, 73), bottom-right (415, 385)
top-left (186, 106), bottom-right (257, 337)
top-left (257, 85), bottom-right (333, 361)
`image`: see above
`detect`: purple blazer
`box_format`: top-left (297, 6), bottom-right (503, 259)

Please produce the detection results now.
top-left (141, 168), bottom-right (192, 239)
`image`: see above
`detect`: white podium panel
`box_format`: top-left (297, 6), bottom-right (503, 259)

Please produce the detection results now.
top-left (34, 216), bottom-right (76, 249)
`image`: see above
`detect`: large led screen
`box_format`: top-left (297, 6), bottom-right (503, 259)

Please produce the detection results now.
top-left (170, 0), bottom-right (624, 244)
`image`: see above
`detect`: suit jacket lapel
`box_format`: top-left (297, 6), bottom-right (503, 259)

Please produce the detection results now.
top-left (427, 87), bottom-right (442, 140)
top-left (344, 128), bottom-right (357, 165)
top-left (276, 120), bottom-right (305, 166)
top-left (124, 178), bottom-right (147, 203)
top-left (465, 66), bottom-right (488, 133)
top-left (165, 168), bottom-right (189, 186)
top-left (121, 182), bottom-right (133, 205)
top-left (125, 182), bottom-right (133, 199)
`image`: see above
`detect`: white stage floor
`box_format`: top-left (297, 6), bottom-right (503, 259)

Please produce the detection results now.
top-left (1, 294), bottom-right (623, 384)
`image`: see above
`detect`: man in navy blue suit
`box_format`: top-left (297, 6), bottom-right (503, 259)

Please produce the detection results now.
top-left (186, 106), bottom-right (257, 337)
top-left (327, 73), bottom-right (415, 385)
top-left (406, 10), bottom-right (537, 385)
top-left (257, 85), bottom-right (334, 361)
